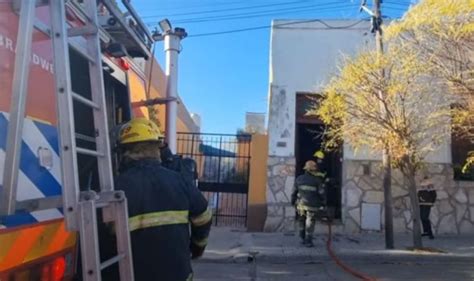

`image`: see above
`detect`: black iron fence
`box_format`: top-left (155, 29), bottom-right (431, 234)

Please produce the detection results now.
top-left (176, 133), bottom-right (252, 227)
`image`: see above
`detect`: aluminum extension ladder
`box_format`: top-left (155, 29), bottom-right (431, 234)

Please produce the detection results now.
top-left (2, 1), bottom-right (135, 280)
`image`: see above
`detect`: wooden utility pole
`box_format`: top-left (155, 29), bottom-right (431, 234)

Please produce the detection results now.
top-left (360, 0), bottom-right (395, 249)
top-left (373, 0), bottom-right (394, 249)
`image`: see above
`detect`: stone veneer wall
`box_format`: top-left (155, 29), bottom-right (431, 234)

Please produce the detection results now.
top-left (264, 156), bottom-right (296, 232)
top-left (343, 160), bottom-right (474, 234)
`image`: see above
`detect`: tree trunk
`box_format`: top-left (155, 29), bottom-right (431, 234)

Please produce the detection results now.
top-left (405, 162), bottom-right (423, 249)
top-left (382, 149), bottom-right (394, 249)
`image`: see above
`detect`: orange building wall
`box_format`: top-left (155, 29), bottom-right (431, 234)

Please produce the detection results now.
top-left (144, 59), bottom-right (198, 134)
top-left (128, 70), bottom-right (149, 118)
top-left (247, 134), bottom-right (269, 231)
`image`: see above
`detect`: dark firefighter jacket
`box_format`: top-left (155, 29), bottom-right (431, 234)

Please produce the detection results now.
top-left (108, 159), bottom-right (212, 281)
top-left (291, 171), bottom-right (326, 211)
top-left (161, 146), bottom-right (199, 187)
top-left (418, 189), bottom-right (437, 206)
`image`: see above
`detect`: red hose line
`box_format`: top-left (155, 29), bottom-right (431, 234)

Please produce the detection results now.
top-left (325, 223), bottom-right (378, 281)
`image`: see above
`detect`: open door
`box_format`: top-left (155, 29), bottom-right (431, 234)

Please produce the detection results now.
top-left (295, 93), bottom-right (342, 219)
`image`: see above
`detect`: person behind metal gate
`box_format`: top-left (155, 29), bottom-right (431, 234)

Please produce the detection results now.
top-left (108, 119), bottom-right (212, 281)
top-left (418, 177), bottom-right (437, 239)
top-left (116, 118), bottom-right (199, 188)
top-left (291, 160), bottom-right (327, 247)
top-left (160, 141), bottom-right (199, 187)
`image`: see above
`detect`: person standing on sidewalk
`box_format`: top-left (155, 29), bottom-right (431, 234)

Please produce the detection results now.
top-left (418, 177), bottom-right (437, 239)
top-left (291, 160), bottom-right (327, 247)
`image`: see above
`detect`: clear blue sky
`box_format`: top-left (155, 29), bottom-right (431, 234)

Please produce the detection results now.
top-left (132, 0), bottom-right (413, 134)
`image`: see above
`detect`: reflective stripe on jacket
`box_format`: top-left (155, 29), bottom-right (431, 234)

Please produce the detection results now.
top-left (291, 171), bottom-right (326, 209)
top-left (129, 210), bottom-right (189, 231)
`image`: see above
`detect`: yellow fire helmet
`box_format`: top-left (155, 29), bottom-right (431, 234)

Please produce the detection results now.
top-left (314, 150), bottom-right (325, 159)
top-left (119, 118), bottom-right (162, 144)
top-left (131, 118), bottom-right (163, 138)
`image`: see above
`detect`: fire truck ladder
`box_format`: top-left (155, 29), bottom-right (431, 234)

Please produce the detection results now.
top-left (1, 1), bottom-right (135, 280)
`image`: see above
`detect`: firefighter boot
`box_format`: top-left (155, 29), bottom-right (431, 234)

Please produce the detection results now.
top-left (299, 230), bottom-right (306, 245)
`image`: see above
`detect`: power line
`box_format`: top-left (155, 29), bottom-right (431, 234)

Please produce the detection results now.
top-left (381, 5), bottom-right (409, 12)
top-left (139, 0), bottom-right (253, 12)
top-left (179, 6), bottom-right (357, 24)
top-left (275, 19), bottom-right (369, 29)
top-left (141, 0), bottom-right (310, 18)
top-left (384, 1), bottom-right (412, 6)
top-left (149, 4), bottom-right (318, 24)
top-left (186, 18), bottom-right (369, 38)
top-left (145, 3), bottom-right (359, 26)
top-left (141, 1), bottom-right (408, 38)
top-left (175, 2), bottom-right (355, 24)
top-left (142, 1), bottom-right (350, 22)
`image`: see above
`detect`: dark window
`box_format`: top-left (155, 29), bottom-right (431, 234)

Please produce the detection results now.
top-left (452, 133), bottom-right (474, 181)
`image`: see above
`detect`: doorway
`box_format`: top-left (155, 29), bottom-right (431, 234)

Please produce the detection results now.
top-left (295, 93), bottom-right (342, 219)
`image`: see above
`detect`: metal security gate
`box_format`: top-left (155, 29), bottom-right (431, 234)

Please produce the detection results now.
top-left (177, 133), bottom-right (251, 227)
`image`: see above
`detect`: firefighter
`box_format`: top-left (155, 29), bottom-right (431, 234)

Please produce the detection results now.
top-left (115, 119), bottom-right (212, 281)
top-left (119, 118), bottom-right (199, 187)
top-left (294, 151), bottom-right (328, 226)
top-left (418, 177), bottom-right (437, 239)
top-left (160, 141), bottom-right (199, 187)
top-left (311, 150), bottom-right (329, 180)
top-left (291, 160), bottom-right (327, 247)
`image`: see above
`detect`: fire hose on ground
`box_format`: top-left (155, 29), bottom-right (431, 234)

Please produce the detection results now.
top-left (325, 222), bottom-right (378, 281)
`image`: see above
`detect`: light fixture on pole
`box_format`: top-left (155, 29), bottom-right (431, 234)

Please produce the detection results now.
top-left (153, 18), bottom-right (187, 153)
top-left (158, 19), bottom-right (172, 34)
top-left (151, 29), bottom-right (163, 41)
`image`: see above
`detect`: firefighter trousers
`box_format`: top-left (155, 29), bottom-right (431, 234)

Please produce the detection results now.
top-left (297, 209), bottom-right (316, 242)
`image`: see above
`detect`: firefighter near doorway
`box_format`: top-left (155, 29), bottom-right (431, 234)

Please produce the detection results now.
top-left (291, 156), bottom-right (329, 248)
top-left (291, 157), bottom-right (378, 280)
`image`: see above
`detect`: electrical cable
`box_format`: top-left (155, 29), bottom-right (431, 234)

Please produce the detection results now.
top-left (139, 0), bottom-right (263, 13)
top-left (144, 1), bottom-right (354, 24)
top-left (384, 1), bottom-right (413, 7)
top-left (186, 18), bottom-right (369, 38)
top-left (141, 0), bottom-right (310, 18)
top-left (142, 2), bottom-right (407, 38)
top-left (382, 5), bottom-right (409, 12)
top-left (145, 5), bottom-right (360, 26)
top-left (175, 3), bottom-right (358, 24)
top-left (277, 18), bottom-right (369, 29)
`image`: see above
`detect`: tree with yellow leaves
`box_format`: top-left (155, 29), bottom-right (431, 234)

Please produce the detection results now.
top-left (387, 0), bottom-right (474, 173)
top-left (314, 46), bottom-right (452, 249)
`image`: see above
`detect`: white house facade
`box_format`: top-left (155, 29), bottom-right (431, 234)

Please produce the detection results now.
top-left (265, 19), bottom-right (474, 234)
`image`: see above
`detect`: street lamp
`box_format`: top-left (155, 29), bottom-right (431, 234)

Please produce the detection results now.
top-left (151, 19), bottom-right (187, 153)
top-left (158, 18), bottom-right (172, 34)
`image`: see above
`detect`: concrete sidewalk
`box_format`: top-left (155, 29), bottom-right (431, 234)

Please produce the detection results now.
top-left (192, 227), bottom-right (474, 280)
top-left (199, 227), bottom-right (474, 263)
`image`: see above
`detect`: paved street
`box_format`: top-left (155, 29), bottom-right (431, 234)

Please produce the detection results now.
top-left (192, 228), bottom-right (474, 280)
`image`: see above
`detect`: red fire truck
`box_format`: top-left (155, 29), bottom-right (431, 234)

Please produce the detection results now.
top-left (0, 0), bottom-right (157, 279)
